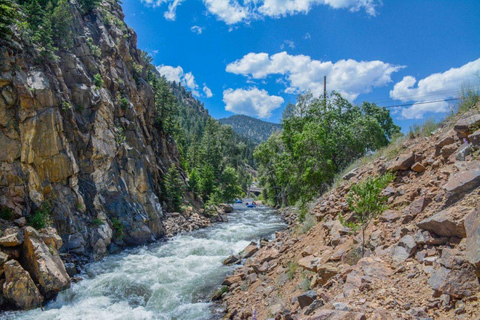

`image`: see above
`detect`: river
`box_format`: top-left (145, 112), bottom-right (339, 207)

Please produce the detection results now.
top-left (5, 204), bottom-right (285, 320)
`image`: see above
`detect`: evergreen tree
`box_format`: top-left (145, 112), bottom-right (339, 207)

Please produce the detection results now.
top-left (165, 164), bottom-right (183, 212)
top-left (0, 0), bottom-right (16, 38)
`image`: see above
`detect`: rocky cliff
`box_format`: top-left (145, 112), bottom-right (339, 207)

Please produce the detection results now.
top-left (219, 104), bottom-right (480, 319)
top-left (0, 0), bottom-right (222, 309)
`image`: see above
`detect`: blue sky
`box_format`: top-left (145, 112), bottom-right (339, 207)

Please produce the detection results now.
top-left (122, 0), bottom-right (480, 131)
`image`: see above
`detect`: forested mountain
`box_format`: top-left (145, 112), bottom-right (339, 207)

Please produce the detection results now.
top-left (218, 114), bottom-right (282, 144)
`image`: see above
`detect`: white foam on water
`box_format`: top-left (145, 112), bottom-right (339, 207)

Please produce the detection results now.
top-left (4, 205), bottom-right (285, 320)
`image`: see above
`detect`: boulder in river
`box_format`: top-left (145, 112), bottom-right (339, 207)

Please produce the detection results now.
top-left (22, 226), bottom-right (70, 298)
top-left (3, 259), bottom-right (44, 310)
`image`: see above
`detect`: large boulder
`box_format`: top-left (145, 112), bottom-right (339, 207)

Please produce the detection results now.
top-left (39, 227), bottom-right (63, 250)
top-left (306, 310), bottom-right (366, 320)
top-left (3, 260), bottom-right (44, 310)
top-left (454, 114), bottom-right (480, 138)
top-left (386, 153), bottom-right (414, 171)
top-left (240, 243), bottom-right (259, 259)
top-left (22, 227), bottom-right (70, 298)
top-left (435, 130), bottom-right (456, 156)
top-left (443, 161), bottom-right (480, 206)
top-left (470, 129), bottom-right (480, 148)
top-left (0, 227), bottom-right (24, 247)
top-left (417, 207), bottom-right (466, 238)
top-left (297, 290), bottom-right (317, 309)
top-left (465, 204), bottom-right (480, 274)
top-left (428, 248), bottom-right (480, 298)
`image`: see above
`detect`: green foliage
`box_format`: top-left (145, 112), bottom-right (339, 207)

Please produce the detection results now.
top-left (0, 206), bottom-right (14, 220)
top-left (298, 273), bottom-right (311, 291)
top-left (165, 164), bottom-right (183, 212)
top-left (218, 166), bottom-right (243, 203)
top-left (300, 213), bottom-right (315, 234)
top-left (287, 261), bottom-right (298, 280)
top-left (62, 101), bottom-right (72, 111)
top-left (87, 37), bottom-right (101, 58)
top-left (0, 0), bottom-right (16, 38)
top-left (457, 82), bottom-right (480, 114)
top-left (342, 172), bottom-right (395, 256)
top-left (92, 218), bottom-right (104, 226)
top-left (254, 91), bottom-right (400, 207)
top-left (51, 0), bottom-right (73, 50)
top-left (79, 0), bottom-right (101, 13)
top-left (117, 94), bottom-right (129, 110)
top-left (408, 117), bottom-right (437, 139)
top-left (111, 217), bottom-right (124, 240)
top-left (93, 73), bottom-right (104, 89)
top-left (115, 125), bottom-right (125, 144)
top-left (29, 201), bottom-right (52, 229)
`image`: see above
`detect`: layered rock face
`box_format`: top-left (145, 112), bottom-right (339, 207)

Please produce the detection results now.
top-left (0, 0), bottom-right (182, 261)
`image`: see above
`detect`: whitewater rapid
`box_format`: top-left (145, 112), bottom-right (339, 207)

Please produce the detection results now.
top-left (5, 204), bottom-right (285, 320)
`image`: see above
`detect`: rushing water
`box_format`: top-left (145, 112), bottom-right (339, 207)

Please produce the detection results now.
top-left (5, 204), bottom-right (285, 320)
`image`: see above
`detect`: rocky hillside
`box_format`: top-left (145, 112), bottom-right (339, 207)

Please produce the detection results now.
top-left (0, 0), bottom-right (232, 311)
top-left (218, 105), bottom-right (480, 319)
top-left (219, 115), bottom-right (282, 144)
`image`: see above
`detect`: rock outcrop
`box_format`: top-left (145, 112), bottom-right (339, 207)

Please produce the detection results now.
top-left (3, 260), bottom-right (43, 310)
top-left (22, 227), bottom-right (70, 298)
top-left (219, 107), bottom-right (480, 320)
top-left (0, 0), bottom-right (208, 265)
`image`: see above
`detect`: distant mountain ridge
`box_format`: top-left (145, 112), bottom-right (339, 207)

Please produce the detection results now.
top-left (218, 115), bottom-right (282, 144)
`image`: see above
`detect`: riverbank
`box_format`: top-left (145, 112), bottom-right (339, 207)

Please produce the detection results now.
top-left (220, 107), bottom-right (480, 319)
top-left (3, 204), bottom-right (285, 319)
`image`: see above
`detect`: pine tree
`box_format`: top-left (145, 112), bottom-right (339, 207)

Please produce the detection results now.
top-left (0, 0), bottom-right (16, 38)
top-left (165, 164), bottom-right (183, 212)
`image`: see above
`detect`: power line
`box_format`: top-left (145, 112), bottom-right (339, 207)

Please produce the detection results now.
top-left (380, 97), bottom-right (460, 109)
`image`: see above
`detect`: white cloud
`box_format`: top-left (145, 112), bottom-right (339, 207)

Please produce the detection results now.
top-left (139, 0), bottom-right (184, 20)
top-left (304, 32), bottom-right (311, 39)
top-left (258, 0), bottom-right (378, 17)
top-left (141, 0), bottom-right (379, 24)
top-left (226, 51), bottom-right (402, 101)
top-left (203, 0), bottom-right (379, 25)
top-left (280, 40), bottom-right (295, 50)
top-left (223, 87), bottom-right (284, 118)
top-left (401, 101), bottom-right (450, 120)
top-left (156, 65), bottom-right (201, 97)
top-left (203, 84), bottom-right (213, 98)
top-left (191, 25), bottom-right (205, 34)
top-left (203, 0), bottom-right (250, 25)
top-left (390, 58), bottom-right (480, 119)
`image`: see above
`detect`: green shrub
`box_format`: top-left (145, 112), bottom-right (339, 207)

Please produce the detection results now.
top-left (93, 218), bottom-right (104, 227)
top-left (115, 126), bottom-right (126, 144)
top-left (118, 96), bottom-right (129, 110)
top-left (287, 261), bottom-right (298, 280)
top-left (0, 206), bottom-right (14, 220)
top-left (0, 0), bottom-right (17, 39)
top-left (298, 273), bottom-right (311, 291)
top-left (340, 172), bottom-right (395, 257)
top-left (87, 37), bottom-right (101, 58)
top-left (457, 84), bottom-right (480, 114)
top-left (62, 101), bottom-right (72, 111)
top-left (93, 73), bottom-right (104, 89)
top-left (111, 218), bottom-right (124, 240)
top-left (300, 213), bottom-right (315, 234)
top-left (79, 0), bottom-right (101, 13)
top-left (29, 201), bottom-right (52, 229)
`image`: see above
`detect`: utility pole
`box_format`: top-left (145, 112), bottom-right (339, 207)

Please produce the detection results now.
top-left (324, 75), bottom-right (327, 100)
top-left (323, 75), bottom-right (327, 113)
